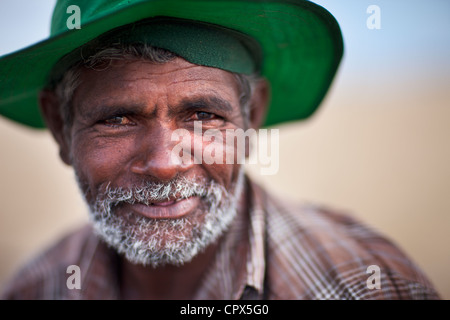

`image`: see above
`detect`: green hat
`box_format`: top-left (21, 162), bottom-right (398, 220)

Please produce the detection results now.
top-left (0, 0), bottom-right (343, 128)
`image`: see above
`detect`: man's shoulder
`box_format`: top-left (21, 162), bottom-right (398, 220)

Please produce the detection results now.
top-left (261, 191), bottom-right (440, 299)
top-left (0, 224), bottom-right (98, 300)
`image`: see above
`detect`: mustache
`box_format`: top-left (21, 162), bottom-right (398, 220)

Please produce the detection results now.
top-left (96, 176), bottom-right (224, 207)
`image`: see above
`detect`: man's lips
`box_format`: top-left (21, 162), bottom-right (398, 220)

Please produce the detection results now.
top-left (150, 200), bottom-right (177, 207)
top-left (121, 196), bottom-right (201, 219)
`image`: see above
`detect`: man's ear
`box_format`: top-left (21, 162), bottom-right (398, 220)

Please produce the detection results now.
top-left (248, 78), bottom-right (270, 130)
top-left (244, 78), bottom-right (270, 158)
top-left (39, 90), bottom-right (72, 165)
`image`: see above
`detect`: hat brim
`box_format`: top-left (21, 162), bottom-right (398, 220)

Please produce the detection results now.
top-left (0, 0), bottom-right (343, 128)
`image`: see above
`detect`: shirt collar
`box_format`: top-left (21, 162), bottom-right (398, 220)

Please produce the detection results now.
top-left (244, 181), bottom-right (267, 297)
top-left (192, 177), bottom-right (267, 300)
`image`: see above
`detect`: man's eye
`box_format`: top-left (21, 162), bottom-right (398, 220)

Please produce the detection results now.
top-left (194, 111), bottom-right (216, 121)
top-left (103, 116), bottom-right (133, 126)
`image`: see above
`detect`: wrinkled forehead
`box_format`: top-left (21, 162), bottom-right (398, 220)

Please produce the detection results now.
top-left (72, 57), bottom-right (242, 115)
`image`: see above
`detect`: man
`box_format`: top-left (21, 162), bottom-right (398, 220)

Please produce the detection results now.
top-left (0, 0), bottom-right (440, 299)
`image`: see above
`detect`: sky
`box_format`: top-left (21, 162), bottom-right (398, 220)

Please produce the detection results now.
top-left (315, 0), bottom-right (450, 78)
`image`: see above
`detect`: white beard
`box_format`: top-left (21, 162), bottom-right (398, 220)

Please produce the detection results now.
top-left (81, 169), bottom-right (244, 267)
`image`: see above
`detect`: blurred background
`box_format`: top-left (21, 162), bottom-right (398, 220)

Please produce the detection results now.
top-left (0, 0), bottom-right (449, 299)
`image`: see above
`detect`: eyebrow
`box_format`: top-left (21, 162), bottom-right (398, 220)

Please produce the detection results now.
top-left (81, 103), bottom-right (147, 122)
top-left (79, 94), bottom-right (234, 121)
top-left (173, 95), bottom-right (234, 116)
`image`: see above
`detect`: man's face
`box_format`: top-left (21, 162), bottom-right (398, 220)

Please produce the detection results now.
top-left (66, 57), bottom-right (248, 266)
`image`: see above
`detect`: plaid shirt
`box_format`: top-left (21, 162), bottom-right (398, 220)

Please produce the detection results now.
top-left (1, 178), bottom-right (440, 300)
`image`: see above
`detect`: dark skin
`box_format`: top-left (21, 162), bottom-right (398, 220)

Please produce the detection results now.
top-left (39, 57), bottom-right (269, 299)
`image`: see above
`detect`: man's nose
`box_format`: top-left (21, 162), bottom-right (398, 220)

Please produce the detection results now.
top-left (129, 123), bottom-right (193, 181)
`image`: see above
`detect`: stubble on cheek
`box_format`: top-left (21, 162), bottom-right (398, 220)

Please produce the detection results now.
top-left (71, 150), bottom-right (120, 207)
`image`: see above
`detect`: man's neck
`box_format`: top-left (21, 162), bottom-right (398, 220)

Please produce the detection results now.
top-left (119, 240), bottom-right (220, 300)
